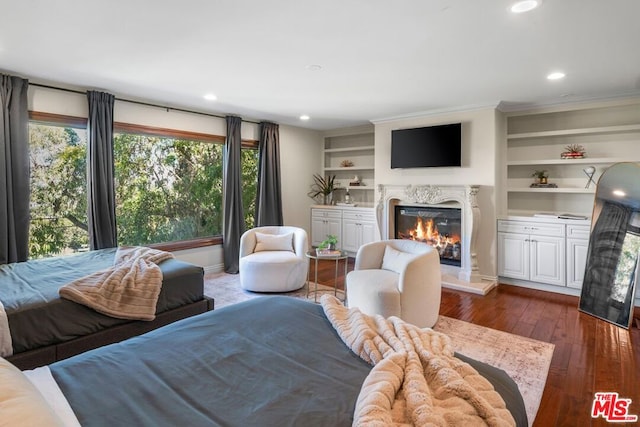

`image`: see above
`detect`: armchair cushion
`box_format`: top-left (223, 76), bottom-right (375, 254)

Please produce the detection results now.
top-left (254, 232), bottom-right (294, 252)
top-left (381, 245), bottom-right (418, 274)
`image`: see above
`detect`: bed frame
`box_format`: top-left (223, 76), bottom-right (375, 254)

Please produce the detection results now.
top-left (7, 297), bottom-right (214, 370)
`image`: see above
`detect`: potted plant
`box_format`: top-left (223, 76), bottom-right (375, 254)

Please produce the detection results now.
top-left (531, 169), bottom-right (549, 184)
top-left (317, 234), bottom-right (338, 252)
top-left (308, 174), bottom-right (337, 205)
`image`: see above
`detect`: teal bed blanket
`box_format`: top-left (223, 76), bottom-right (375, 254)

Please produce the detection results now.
top-left (49, 297), bottom-right (527, 426)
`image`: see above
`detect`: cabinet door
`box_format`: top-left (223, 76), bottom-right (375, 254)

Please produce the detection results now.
top-left (327, 218), bottom-right (342, 249)
top-left (566, 238), bottom-right (589, 289)
top-left (311, 216), bottom-right (327, 247)
top-left (360, 221), bottom-right (377, 247)
top-left (342, 218), bottom-right (360, 253)
top-left (530, 235), bottom-right (565, 286)
top-left (498, 233), bottom-right (529, 280)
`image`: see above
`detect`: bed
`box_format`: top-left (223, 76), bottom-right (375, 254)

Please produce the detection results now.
top-left (1, 296), bottom-right (527, 427)
top-left (0, 248), bottom-right (213, 370)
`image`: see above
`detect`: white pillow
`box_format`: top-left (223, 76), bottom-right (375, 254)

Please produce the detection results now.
top-left (0, 358), bottom-right (65, 426)
top-left (254, 232), bottom-right (294, 252)
top-left (381, 245), bottom-right (417, 274)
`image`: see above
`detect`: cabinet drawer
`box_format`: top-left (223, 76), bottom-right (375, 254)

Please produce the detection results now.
top-left (567, 224), bottom-right (590, 240)
top-left (311, 209), bottom-right (342, 219)
top-left (342, 209), bottom-right (376, 222)
top-left (497, 220), bottom-right (565, 237)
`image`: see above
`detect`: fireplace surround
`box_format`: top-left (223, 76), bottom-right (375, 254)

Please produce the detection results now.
top-left (377, 184), bottom-right (495, 295)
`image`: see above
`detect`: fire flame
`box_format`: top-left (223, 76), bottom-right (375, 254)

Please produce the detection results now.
top-left (400, 217), bottom-right (461, 258)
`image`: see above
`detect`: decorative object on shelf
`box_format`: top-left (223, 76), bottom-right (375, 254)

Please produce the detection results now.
top-left (308, 174), bottom-right (336, 205)
top-left (317, 234), bottom-right (338, 251)
top-left (349, 175), bottom-right (361, 186)
top-left (340, 159), bottom-right (354, 167)
top-left (561, 144), bottom-right (586, 159)
top-left (583, 166), bottom-right (596, 189)
top-left (531, 169), bottom-right (549, 185)
top-left (344, 189), bottom-right (351, 204)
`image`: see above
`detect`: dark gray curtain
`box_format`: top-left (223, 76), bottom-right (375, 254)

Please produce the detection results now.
top-left (223, 116), bottom-right (245, 273)
top-left (580, 201), bottom-right (631, 317)
top-left (255, 122), bottom-right (283, 226)
top-left (87, 91), bottom-right (117, 250)
top-left (0, 74), bottom-right (30, 264)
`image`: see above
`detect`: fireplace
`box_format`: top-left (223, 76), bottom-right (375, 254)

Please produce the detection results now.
top-left (394, 206), bottom-right (462, 266)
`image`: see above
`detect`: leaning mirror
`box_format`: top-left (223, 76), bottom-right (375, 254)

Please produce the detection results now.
top-left (579, 162), bottom-right (640, 329)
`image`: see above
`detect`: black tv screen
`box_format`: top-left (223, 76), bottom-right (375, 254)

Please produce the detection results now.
top-left (391, 123), bottom-right (461, 168)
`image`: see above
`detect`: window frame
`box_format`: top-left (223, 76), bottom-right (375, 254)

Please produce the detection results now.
top-left (28, 111), bottom-right (258, 251)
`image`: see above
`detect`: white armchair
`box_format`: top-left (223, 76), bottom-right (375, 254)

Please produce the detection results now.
top-left (346, 239), bottom-right (441, 328)
top-left (239, 226), bottom-right (309, 292)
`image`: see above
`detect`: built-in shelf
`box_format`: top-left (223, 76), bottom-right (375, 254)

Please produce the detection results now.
top-left (323, 145), bottom-right (375, 153)
top-left (336, 186), bottom-right (372, 191)
top-left (504, 100), bottom-right (640, 218)
top-left (507, 124), bottom-right (640, 140)
top-left (507, 157), bottom-right (640, 166)
top-left (324, 166), bottom-right (373, 172)
top-left (323, 127), bottom-right (375, 206)
top-left (507, 187), bottom-right (595, 194)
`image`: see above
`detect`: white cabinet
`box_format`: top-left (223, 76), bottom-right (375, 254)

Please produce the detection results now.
top-left (566, 224), bottom-right (590, 289)
top-left (504, 100), bottom-right (640, 217)
top-left (342, 209), bottom-right (377, 253)
top-left (311, 209), bottom-right (342, 248)
top-left (498, 219), bottom-right (566, 287)
top-left (311, 206), bottom-right (379, 253)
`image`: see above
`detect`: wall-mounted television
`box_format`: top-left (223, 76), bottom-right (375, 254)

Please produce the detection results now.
top-left (391, 123), bottom-right (462, 168)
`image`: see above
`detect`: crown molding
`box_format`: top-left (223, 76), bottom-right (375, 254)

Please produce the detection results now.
top-left (370, 102), bottom-right (501, 125)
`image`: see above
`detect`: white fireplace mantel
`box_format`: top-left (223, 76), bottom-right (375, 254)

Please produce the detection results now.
top-left (376, 184), bottom-right (492, 294)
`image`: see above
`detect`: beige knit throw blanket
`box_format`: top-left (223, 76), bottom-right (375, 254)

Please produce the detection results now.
top-left (320, 295), bottom-right (516, 427)
top-left (59, 247), bottom-right (174, 321)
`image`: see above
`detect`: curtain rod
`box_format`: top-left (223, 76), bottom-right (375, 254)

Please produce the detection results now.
top-left (29, 82), bottom-right (261, 125)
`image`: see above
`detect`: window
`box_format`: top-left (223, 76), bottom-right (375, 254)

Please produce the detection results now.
top-left (113, 129), bottom-right (259, 246)
top-left (241, 147), bottom-right (259, 229)
top-left (29, 122), bottom-right (88, 257)
top-left (28, 114), bottom-right (259, 255)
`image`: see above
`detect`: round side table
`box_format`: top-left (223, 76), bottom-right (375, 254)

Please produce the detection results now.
top-left (305, 250), bottom-right (348, 303)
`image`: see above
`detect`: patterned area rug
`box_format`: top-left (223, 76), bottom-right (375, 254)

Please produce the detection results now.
top-left (205, 272), bottom-right (553, 426)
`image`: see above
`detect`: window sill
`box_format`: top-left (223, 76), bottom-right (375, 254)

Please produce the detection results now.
top-left (149, 236), bottom-right (222, 252)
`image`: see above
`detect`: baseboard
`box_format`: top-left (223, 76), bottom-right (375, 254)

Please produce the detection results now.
top-left (203, 263), bottom-right (225, 274)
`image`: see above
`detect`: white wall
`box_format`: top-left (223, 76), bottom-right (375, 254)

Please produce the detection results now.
top-left (372, 107), bottom-right (500, 278)
top-left (28, 85), bottom-right (323, 272)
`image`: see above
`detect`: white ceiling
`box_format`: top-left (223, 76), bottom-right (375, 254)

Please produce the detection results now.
top-left (1, 0), bottom-right (639, 130)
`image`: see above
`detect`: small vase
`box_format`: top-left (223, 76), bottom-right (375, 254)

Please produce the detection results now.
top-left (539, 177), bottom-right (548, 184)
top-left (323, 192), bottom-right (333, 205)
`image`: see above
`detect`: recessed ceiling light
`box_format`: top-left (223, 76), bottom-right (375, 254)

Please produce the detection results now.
top-left (203, 93), bottom-right (217, 101)
top-left (299, 115), bottom-right (310, 121)
top-left (547, 72), bottom-right (566, 80)
top-left (613, 189), bottom-right (626, 197)
top-left (510, 0), bottom-right (540, 13)
top-left (305, 65), bottom-right (323, 71)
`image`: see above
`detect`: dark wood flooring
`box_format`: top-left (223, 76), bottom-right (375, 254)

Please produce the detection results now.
top-left (310, 258), bottom-right (640, 427)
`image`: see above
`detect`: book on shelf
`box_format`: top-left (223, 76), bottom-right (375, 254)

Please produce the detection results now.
top-left (558, 213), bottom-right (589, 220)
top-left (533, 212), bottom-right (589, 220)
top-left (529, 183), bottom-right (558, 188)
